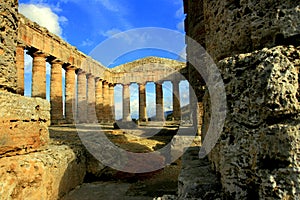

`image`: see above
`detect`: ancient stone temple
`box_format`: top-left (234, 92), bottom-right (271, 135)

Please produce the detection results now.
top-left (0, 0), bottom-right (299, 199)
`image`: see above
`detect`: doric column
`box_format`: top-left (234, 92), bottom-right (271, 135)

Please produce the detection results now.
top-left (16, 44), bottom-right (25, 95)
top-left (123, 84), bottom-right (131, 121)
top-left (50, 59), bottom-right (63, 124)
top-left (139, 82), bottom-right (147, 122)
top-left (102, 81), bottom-right (110, 122)
top-left (87, 74), bottom-right (96, 123)
top-left (155, 82), bottom-right (164, 121)
top-left (172, 80), bottom-right (181, 121)
top-left (95, 78), bottom-right (103, 122)
top-left (65, 66), bottom-right (76, 124)
top-left (109, 83), bottom-right (115, 122)
top-left (77, 69), bottom-right (87, 123)
top-left (31, 51), bottom-right (47, 98)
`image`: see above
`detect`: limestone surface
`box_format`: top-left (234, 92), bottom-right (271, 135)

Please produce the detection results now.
top-left (209, 46), bottom-right (300, 199)
top-left (0, 1), bottom-right (18, 92)
top-left (0, 144), bottom-right (86, 200)
top-left (0, 91), bottom-right (50, 156)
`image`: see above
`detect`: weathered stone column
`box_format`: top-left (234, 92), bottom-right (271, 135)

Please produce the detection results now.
top-left (109, 83), bottom-right (115, 122)
top-left (123, 84), bottom-right (131, 121)
top-left (102, 81), bottom-right (110, 122)
top-left (155, 82), bottom-right (164, 121)
top-left (65, 66), bottom-right (76, 124)
top-left (95, 78), bottom-right (103, 122)
top-left (139, 83), bottom-right (147, 122)
top-left (50, 59), bottom-right (63, 124)
top-left (77, 69), bottom-right (87, 123)
top-left (87, 74), bottom-right (96, 123)
top-left (172, 80), bottom-right (181, 121)
top-left (16, 44), bottom-right (25, 95)
top-left (31, 51), bottom-right (47, 98)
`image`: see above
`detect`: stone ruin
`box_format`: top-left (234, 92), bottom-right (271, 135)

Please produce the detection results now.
top-left (181, 0), bottom-right (300, 199)
top-left (0, 0), bottom-right (299, 199)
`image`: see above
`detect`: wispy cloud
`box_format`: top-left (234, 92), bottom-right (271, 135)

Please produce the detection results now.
top-left (80, 39), bottom-right (94, 47)
top-left (175, 7), bottom-right (184, 19)
top-left (96, 0), bottom-right (120, 12)
top-left (176, 21), bottom-right (184, 32)
top-left (99, 28), bottom-right (123, 38)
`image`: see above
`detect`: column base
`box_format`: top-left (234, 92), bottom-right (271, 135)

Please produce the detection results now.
top-left (51, 119), bottom-right (67, 125)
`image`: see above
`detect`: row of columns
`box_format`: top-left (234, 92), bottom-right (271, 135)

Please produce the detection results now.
top-left (77, 70), bottom-right (115, 124)
top-left (16, 45), bottom-right (115, 124)
top-left (16, 45), bottom-right (183, 124)
top-left (121, 81), bottom-right (181, 122)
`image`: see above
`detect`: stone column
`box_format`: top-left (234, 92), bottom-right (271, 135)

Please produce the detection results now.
top-left (16, 45), bottom-right (25, 95)
top-left (155, 82), bottom-right (164, 121)
top-left (139, 83), bottom-right (147, 122)
top-left (50, 59), bottom-right (63, 124)
top-left (109, 83), bottom-right (115, 122)
top-left (87, 74), bottom-right (96, 123)
top-left (95, 78), bottom-right (103, 122)
top-left (172, 80), bottom-right (181, 121)
top-left (102, 81), bottom-right (109, 122)
top-left (65, 66), bottom-right (76, 124)
top-left (123, 84), bottom-right (131, 121)
top-left (77, 69), bottom-right (87, 123)
top-left (31, 51), bottom-right (47, 98)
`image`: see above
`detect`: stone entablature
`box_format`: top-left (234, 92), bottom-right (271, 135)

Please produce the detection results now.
top-left (18, 14), bottom-right (110, 80)
top-left (111, 57), bottom-right (186, 85)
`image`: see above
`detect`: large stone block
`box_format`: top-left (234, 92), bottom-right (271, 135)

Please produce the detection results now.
top-left (208, 46), bottom-right (300, 199)
top-left (0, 145), bottom-right (86, 200)
top-left (0, 92), bottom-right (50, 156)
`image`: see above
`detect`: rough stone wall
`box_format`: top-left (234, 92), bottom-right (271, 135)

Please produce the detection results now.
top-left (204, 0), bottom-right (300, 62)
top-left (184, 0), bottom-right (300, 199)
top-left (0, 0), bottom-right (18, 92)
top-left (211, 46), bottom-right (300, 199)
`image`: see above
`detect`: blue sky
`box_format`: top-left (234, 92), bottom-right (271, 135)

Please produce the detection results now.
top-left (18, 0), bottom-right (185, 55)
top-left (18, 0), bottom-right (189, 120)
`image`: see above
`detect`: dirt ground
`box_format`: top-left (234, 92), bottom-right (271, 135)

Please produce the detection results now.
top-left (49, 124), bottom-right (195, 199)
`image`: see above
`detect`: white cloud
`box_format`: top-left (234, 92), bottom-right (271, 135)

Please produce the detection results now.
top-left (176, 21), bottom-right (185, 32)
top-left (19, 3), bottom-right (65, 36)
top-left (24, 53), bottom-right (32, 74)
top-left (175, 7), bottom-right (184, 19)
top-left (99, 28), bottom-right (123, 38)
top-left (80, 39), bottom-right (94, 47)
top-left (96, 0), bottom-right (120, 12)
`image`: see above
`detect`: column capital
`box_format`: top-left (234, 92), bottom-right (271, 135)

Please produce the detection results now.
top-left (65, 65), bottom-right (77, 70)
top-left (76, 68), bottom-right (85, 75)
top-left (138, 82), bottom-right (147, 86)
top-left (122, 83), bottom-right (131, 87)
top-left (27, 49), bottom-right (47, 58)
top-left (16, 43), bottom-right (26, 48)
top-left (171, 79), bottom-right (181, 85)
top-left (95, 77), bottom-right (103, 82)
top-left (86, 73), bottom-right (94, 79)
top-left (49, 58), bottom-right (64, 65)
top-left (155, 80), bottom-right (164, 85)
